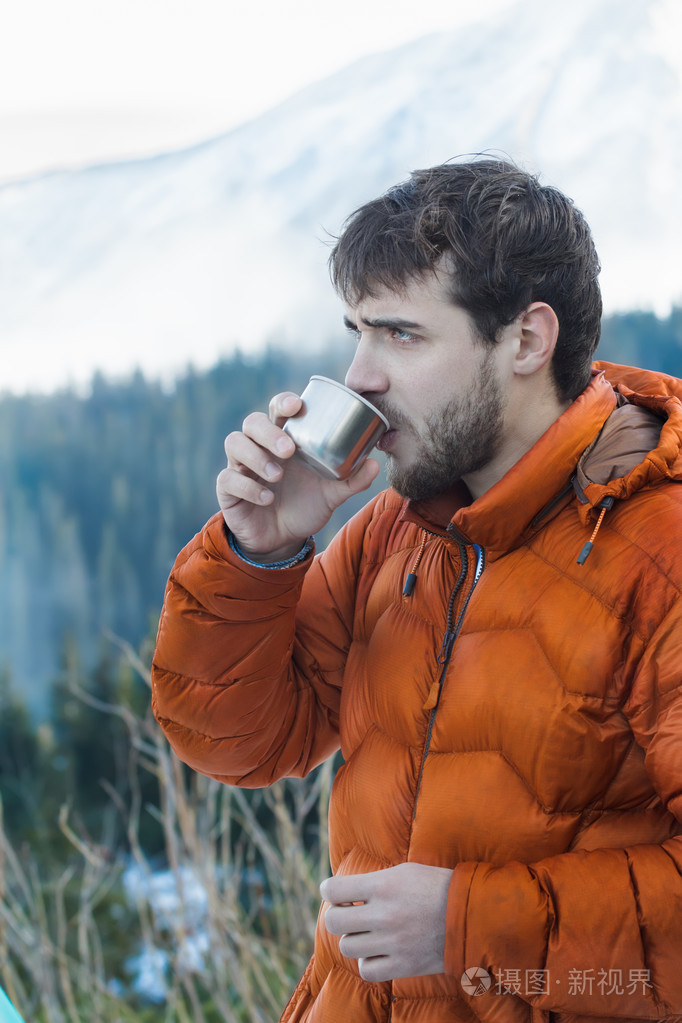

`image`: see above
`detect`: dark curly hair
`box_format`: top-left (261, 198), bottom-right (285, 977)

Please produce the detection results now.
top-left (329, 158), bottom-right (602, 402)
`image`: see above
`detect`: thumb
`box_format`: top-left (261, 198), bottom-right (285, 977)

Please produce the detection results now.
top-left (343, 457), bottom-right (381, 497)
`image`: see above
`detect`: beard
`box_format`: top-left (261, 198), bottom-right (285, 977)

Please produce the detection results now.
top-left (376, 348), bottom-right (506, 502)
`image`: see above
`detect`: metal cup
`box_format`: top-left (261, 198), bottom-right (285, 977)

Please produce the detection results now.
top-left (283, 375), bottom-right (389, 480)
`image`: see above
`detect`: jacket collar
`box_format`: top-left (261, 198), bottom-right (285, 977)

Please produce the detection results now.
top-left (400, 365), bottom-right (682, 561)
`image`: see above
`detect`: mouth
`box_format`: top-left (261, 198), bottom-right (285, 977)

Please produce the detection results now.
top-left (376, 428), bottom-right (397, 453)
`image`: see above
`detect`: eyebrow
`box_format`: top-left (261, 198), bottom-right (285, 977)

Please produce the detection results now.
top-left (343, 315), bottom-right (424, 332)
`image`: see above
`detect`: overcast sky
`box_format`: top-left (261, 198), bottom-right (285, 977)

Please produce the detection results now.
top-left (0, 0), bottom-right (518, 180)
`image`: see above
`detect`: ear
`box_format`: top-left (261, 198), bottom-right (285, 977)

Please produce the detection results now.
top-left (512, 302), bottom-right (559, 377)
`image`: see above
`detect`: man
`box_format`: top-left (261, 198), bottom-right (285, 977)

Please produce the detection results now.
top-left (151, 158), bottom-right (682, 1022)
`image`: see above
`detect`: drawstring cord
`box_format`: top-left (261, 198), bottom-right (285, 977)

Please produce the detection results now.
top-left (577, 497), bottom-right (614, 565)
top-left (403, 531), bottom-right (428, 596)
top-left (404, 498), bottom-right (613, 574)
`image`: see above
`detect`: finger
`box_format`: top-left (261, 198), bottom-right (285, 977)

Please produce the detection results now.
top-left (216, 466), bottom-right (274, 510)
top-left (323, 901), bottom-right (371, 937)
top-left (224, 429), bottom-right (289, 485)
top-left (268, 391), bottom-right (302, 426)
top-left (238, 414), bottom-right (296, 462)
top-left (338, 930), bottom-right (382, 961)
top-left (320, 871), bottom-right (376, 907)
top-left (358, 956), bottom-right (393, 984)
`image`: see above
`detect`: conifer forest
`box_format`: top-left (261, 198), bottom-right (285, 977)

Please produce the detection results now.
top-left (0, 309), bottom-right (680, 1019)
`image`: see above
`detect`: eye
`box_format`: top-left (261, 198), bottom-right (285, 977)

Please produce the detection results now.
top-left (345, 325), bottom-right (362, 342)
top-left (390, 328), bottom-right (418, 343)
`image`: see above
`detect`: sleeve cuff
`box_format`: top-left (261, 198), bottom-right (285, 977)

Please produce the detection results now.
top-left (444, 861), bottom-right (478, 976)
top-left (228, 530), bottom-right (314, 569)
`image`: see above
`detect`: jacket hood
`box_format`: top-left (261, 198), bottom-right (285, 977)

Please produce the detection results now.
top-left (574, 401), bottom-right (663, 493)
top-left (403, 362), bottom-right (682, 560)
top-left (576, 361), bottom-right (682, 512)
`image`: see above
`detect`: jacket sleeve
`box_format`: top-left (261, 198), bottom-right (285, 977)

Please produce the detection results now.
top-left (151, 506), bottom-right (370, 787)
top-left (444, 600), bottom-right (682, 1018)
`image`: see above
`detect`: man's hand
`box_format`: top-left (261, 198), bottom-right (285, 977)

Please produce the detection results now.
top-left (217, 391), bottom-right (380, 563)
top-left (320, 863), bottom-right (452, 983)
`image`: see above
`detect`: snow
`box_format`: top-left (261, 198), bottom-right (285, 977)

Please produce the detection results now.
top-left (1, 0), bottom-right (681, 393)
top-left (122, 864), bottom-right (211, 1002)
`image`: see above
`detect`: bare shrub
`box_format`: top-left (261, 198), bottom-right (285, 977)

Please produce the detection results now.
top-left (0, 639), bottom-right (332, 1021)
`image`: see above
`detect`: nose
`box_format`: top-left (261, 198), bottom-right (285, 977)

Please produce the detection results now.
top-left (344, 337), bottom-right (389, 398)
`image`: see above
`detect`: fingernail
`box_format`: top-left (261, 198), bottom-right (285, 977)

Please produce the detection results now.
top-left (276, 436), bottom-right (294, 455)
top-left (259, 489), bottom-right (273, 504)
top-left (265, 462), bottom-right (280, 479)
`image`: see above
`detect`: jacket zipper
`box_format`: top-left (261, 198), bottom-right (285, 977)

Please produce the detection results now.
top-left (411, 536), bottom-right (485, 819)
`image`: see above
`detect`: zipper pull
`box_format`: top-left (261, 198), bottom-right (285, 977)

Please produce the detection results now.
top-left (402, 573), bottom-right (417, 596)
top-left (577, 497), bottom-right (614, 565)
top-left (403, 531), bottom-right (428, 598)
top-left (437, 629), bottom-right (456, 665)
top-left (422, 681), bottom-right (441, 711)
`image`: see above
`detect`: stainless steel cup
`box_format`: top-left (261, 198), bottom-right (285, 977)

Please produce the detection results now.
top-left (283, 376), bottom-right (389, 480)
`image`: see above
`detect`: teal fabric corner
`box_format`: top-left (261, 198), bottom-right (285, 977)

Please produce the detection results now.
top-left (0, 988), bottom-right (24, 1023)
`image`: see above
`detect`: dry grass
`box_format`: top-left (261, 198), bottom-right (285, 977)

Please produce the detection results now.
top-left (0, 641), bottom-right (331, 1021)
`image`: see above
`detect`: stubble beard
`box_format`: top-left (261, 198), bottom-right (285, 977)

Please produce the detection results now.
top-left (381, 350), bottom-right (506, 502)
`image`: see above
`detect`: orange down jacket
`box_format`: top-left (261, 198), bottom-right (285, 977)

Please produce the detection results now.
top-left (152, 362), bottom-right (682, 1023)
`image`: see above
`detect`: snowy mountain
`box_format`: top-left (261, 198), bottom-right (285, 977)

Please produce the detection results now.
top-left (1, 0), bottom-right (681, 393)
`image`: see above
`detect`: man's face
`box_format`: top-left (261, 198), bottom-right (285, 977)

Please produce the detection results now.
top-left (343, 272), bottom-right (509, 501)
